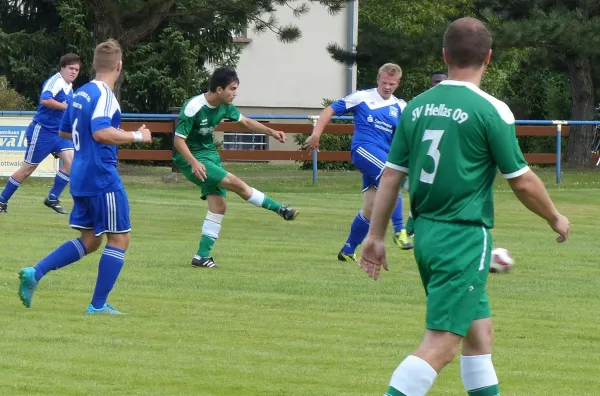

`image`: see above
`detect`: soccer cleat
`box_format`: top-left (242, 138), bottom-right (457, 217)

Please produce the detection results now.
top-left (44, 198), bottom-right (67, 214)
top-left (338, 250), bottom-right (358, 262)
top-left (191, 256), bottom-right (219, 268)
top-left (393, 229), bottom-right (414, 250)
top-left (277, 205), bottom-right (298, 221)
top-left (86, 303), bottom-right (125, 315)
top-left (0, 201), bottom-right (7, 213)
top-left (18, 267), bottom-right (38, 308)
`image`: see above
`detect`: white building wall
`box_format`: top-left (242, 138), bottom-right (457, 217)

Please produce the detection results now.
top-left (232, 2), bottom-right (358, 112)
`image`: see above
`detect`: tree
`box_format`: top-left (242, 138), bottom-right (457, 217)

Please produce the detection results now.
top-left (327, 0), bottom-right (473, 98)
top-left (326, 0), bottom-right (593, 165)
top-left (0, 0), bottom-right (348, 111)
top-left (474, 0), bottom-right (600, 166)
top-left (0, 76), bottom-right (34, 110)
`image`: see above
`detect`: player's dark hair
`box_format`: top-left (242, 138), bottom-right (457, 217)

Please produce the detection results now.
top-left (430, 70), bottom-right (447, 77)
top-left (60, 53), bottom-right (81, 68)
top-left (443, 17), bottom-right (492, 69)
top-left (209, 67), bottom-right (239, 92)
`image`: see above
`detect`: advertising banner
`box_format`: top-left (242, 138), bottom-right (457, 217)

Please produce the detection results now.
top-left (0, 122), bottom-right (59, 178)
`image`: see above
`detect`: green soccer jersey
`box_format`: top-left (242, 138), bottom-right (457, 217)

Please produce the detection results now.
top-left (387, 80), bottom-right (529, 228)
top-left (174, 94), bottom-right (242, 156)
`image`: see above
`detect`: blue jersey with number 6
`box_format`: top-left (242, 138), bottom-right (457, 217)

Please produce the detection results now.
top-left (59, 80), bottom-right (123, 196)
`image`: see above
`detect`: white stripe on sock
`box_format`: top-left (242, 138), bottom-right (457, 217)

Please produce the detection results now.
top-left (103, 250), bottom-right (125, 261)
top-left (71, 239), bottom-right (86, 259)
top-left (357, 209), bottom-right (370, 223)
top-left (57, 171), bottom-right (70, 182)
top-left (9, 177), bottom-right (21, 187)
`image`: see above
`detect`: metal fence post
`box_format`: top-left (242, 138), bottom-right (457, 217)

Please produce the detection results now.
top-left (310, 116), bottom-right (319, 184)
top-left (555, 122), bottom-right (562, 184)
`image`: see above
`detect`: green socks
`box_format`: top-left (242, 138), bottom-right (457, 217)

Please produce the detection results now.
top-left (261, 195), bottom-right (282, 212)
top-left (197, 234), bottom-right (216, 257)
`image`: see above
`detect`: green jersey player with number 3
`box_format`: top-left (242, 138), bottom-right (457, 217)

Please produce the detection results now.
top-left (173, 67), bottom-right (298, 269)
top-left (359, 17), bottom-right (570, 396)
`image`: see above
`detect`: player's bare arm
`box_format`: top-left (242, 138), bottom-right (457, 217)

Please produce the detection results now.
top-left (173, 135), bottom-right (207, 181)
top-left (238, 116), bottom-right (286, 143)
top-left (93, 124), bottom-right (152, 145)
top-left (39, 98), bottom-right (68, 111)
top-left (306, 106), bottom-right (335, 150)
top-left (359, 167), bottom-right (407, 280)
top-left (507, 170), bottom-right (570, 242)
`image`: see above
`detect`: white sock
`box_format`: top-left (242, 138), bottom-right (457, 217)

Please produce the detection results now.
top-left (389, 355), bottom-right (437, 396)
top-left (202, 211), bottom-right (224, 239)
top-left (246, 188), bottom-right (265, 207)
top-left (460, 354), bottom-right (498, 391)
top-left (402, 177), bottom-right (410, 190)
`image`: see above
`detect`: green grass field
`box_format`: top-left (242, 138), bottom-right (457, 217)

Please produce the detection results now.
top-left (1, 164), bottom-right (599, 396)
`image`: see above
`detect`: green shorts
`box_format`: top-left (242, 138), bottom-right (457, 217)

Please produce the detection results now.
top-left (173, 152), bottom-right (228, 200)
top-left (413, 217), bottom-right (492, 337)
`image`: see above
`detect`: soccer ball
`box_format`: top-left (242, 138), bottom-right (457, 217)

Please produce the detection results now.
top-left (489, 248), bottom-right (514, 273)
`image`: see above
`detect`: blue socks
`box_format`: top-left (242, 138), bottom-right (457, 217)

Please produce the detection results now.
top-left (91, 246), bottom-right (126, 309)
top-left (34, 238), bottom-right (88, 281)
top-left (0, 170), bottom-right (69, 203)
top-left (391, 194), bottom-right (404, 233)
top-left (0, 176), bottom-right (21, 203)
top-left (342, 210), bottom-right (371, 255)
top-left (48, 171), bottom-right (70, 201)
top-left (342, 194), bottom-right (405, 254)
top-left (32, 241), bottom-right (126, 310)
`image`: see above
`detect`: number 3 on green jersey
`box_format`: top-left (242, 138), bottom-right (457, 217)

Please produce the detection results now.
top-left (419, 129), bottom-right (444, 184)
top-left (384, 80), bottom-right (529, 228)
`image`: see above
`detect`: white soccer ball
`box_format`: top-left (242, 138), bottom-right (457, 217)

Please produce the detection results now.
top-left (490, 248), bottom-right (514, 273)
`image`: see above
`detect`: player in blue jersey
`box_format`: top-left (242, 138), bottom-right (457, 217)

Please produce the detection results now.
top-left (306, 63), bottom-right (413, 262)
top-left (0, 53), bottom-right (81, 214)
top-left (17, 40), bottom-right (152, 314)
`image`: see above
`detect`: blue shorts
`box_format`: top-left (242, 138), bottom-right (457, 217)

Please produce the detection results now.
top-left (24, 121), bottom-right (73, 165)
top-left (351, 144), bottom-right (388, 191)
top-left (70, 189), bottom-right (131, 236)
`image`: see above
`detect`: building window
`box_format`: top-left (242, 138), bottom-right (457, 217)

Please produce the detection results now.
top-left (223, 132), bottom-right (268, 150)
top-left (231, 27), bottom-right (252, 44)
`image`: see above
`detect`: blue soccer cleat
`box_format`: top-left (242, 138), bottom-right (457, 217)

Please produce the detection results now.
top-left (18, 267), bottom-right (38, 308)
top-left (86, 303), bottom-right (125, 315)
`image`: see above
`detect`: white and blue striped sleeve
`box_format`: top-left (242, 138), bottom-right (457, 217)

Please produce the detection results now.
top-left (40, 74), bottom-right (65, 101)
top-left (91, 86), bottom-right (117, 133)
top-left (330, 91), bottom-right (364, 116)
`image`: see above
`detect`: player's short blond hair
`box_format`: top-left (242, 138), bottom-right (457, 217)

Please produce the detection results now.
top-left (377, 63), bottom-right (402, 79)
top-left (93, 39), bottom-right (122, 73)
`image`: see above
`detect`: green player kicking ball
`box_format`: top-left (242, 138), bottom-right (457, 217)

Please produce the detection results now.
top-left (173, 67), bottom-right (298, 269)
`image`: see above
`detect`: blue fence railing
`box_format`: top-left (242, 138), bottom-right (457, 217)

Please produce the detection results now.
top-left (1, 111), bottom-right (599, 184)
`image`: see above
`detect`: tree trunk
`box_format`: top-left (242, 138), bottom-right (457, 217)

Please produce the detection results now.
top-left (90, 1), bottom-right (174, 102)
top-left (565, 56), bottom-right (595, 166)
